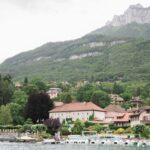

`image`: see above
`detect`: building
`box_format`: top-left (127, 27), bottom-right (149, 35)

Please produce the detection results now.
top-left (105, 104), bottom-right (128, 126)
top-left (113, 113), bottom-right (131, 127)
top-left (49, 102), bottom-right (106, 122)
top-left (47, 88), bottom-right (62, 99)
top-left (130, 96), bottom-right (143, 109)
top-left (130, 106), bottom-right (150, 127)
top-left (109, 94), bottom-right (124, 105)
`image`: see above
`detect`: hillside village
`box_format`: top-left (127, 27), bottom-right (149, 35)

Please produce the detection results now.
top-left (49, 90), bottom-right (150, 128)
top-left (0, 3), bottom-right (150, 142)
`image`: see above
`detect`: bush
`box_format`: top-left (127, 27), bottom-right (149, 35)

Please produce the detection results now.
top-left (124, 127), bottom-right (133, 134)
top-left (60, 127), bottom-right (71, 135)
top-left (114, 128), bottom-right (125, 134)
top-left (84, 121), bottom-right (95, 128)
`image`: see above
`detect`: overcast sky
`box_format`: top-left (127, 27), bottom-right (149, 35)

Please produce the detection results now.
top-left (0, 0), bottom-right (150, 63)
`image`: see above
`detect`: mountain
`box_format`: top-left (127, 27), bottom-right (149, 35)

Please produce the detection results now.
top-left (106, 4), bottom-right (150, 26)
top-left (0, 4), bottom-right (150, 82)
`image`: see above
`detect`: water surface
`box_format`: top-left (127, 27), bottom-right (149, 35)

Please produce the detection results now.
top-left (0, 142), bottom-right (149, 150)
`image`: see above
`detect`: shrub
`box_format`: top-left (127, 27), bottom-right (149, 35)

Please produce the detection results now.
top-left (114, 128), bottom-right (125, 134)
top-left (60, 127), bottom-right (71, 136)
top-left (124, 127), bottom-right (133, 134)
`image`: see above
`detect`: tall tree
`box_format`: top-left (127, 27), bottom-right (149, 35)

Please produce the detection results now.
top-left (25, 92), bottom-right (54, 123)
top-left (0, 75), bottom-right (15, 105)
top-left (0, 105), bottom-right (13, 125)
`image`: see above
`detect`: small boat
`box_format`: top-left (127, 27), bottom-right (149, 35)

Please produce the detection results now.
top-left (43, 139), bottom-right (56, 144)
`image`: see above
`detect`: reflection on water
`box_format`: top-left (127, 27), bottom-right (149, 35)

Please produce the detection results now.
top-left (0, 142), bottom-right (149, 150)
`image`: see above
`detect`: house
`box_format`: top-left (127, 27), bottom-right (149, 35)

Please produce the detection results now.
top-left (130, 106), bottom-right (150, 127)
top-left (47, 88), bottom-right (62, 99)
top-left (113, 113), bottom-right (131, 127)
top-left (105, 104), bottom-right (128, 126)
top-left (109, 94), bottom-right (124, 105)
top-left (130, 96), bottom-right (143, 109)
top-left (49, 102), bottom-right (106, 122)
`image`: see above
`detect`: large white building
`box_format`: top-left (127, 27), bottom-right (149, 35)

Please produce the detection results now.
top-left (49, 102), bottom-right (106, 122)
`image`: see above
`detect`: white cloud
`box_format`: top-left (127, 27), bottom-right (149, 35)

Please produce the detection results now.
top-left (0, 0), bottom-right (150, 63)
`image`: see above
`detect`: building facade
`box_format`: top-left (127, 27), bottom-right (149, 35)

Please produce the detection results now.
top-left (49, 102), bottom-right (106, 122)
top-left (130, 106), bottom-right (150, 127)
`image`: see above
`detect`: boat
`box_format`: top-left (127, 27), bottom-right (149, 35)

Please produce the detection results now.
top-left (43, 139), bottom-right (56, 144)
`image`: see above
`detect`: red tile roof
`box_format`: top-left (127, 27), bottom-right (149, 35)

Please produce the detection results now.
top-left (113, 113), bottom-right (131, 122)
top-left (49, 102), bottom-right (106, 113)
top-left (105, 104), bottom-right (125, 113)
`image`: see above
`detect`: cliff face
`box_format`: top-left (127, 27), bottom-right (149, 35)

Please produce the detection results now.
top-left (107, 4), bottom-right (150, 26)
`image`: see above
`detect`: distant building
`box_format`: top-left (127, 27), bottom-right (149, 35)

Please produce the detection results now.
top-left (130, 97), bottom-right (144, 109)
top-left (105, 104), bottom-right (127, 126)
top-left (130, 106), bottom-right (150, 127)
top-left (113, 113), bottom-right (131, 127)
top-left (49, 102), bottom-right (106, 122)
top-left (54, 101), bottom-right (64, 107)
top-left (47, 88), bottom-right (62, 99)
top-left (109, 94), bottom-right (124, 105)
top-left (105, 104), bottom-right (125, 113)
top-left (15, 82), bottom-right (23, 89)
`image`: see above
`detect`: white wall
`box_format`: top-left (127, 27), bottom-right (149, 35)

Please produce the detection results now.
top-left (49, 110), bottom-right (105, 122)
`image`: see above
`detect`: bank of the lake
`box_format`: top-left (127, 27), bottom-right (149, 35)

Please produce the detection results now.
top-left (0, 142), bottom-right (149, 150)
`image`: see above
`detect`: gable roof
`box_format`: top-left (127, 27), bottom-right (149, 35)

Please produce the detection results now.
top-left (105, 104), bottom-right (125, 113)
top-left (49, 102), bottom-right (106, 113)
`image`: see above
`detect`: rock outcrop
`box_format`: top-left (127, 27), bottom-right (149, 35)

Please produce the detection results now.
top-left (106, 4), bottom-right (150, 26)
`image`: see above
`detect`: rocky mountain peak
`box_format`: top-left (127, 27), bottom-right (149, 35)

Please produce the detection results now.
top-left (106, 4), bottom-right (150, 26)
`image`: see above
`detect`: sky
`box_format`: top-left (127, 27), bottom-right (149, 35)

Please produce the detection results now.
top-left (0, 0), bottom-right (150, 63)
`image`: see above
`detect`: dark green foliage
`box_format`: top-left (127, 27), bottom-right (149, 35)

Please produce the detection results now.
top-left (91, 90), bottom-right (111, 108)
top-left (113, 83), bottom-right (124, 94)
top-left (133, 125), bottom-right (144, 135)
top-left (59, 92), bottom-right (72, 103)
top-left (25, 92), bottom-right (54, 123)
top-left (0, 75), bottom-right (15, 105)
top-left (120, 92), bottom-right (132, 101)
top-left (24, 77), bottom-right (28, 86)
top-left (72, 119), bottom-right (85, 134)
top-left (76, 84), bottom-right (95, 102)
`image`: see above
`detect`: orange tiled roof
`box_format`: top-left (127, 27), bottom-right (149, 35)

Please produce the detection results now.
top-left (105, 104), bottom-right (125, 113)
top-left (113, 113), bottom-right (131, 122)
top-left (49, 102), bottom-right (106, 113)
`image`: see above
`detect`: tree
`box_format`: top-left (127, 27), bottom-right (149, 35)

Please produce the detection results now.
top-left (25, 92), bottom-right (54, 123)
top-left (113, 82), bottom-right (124, 94)
top-left (23, 84), bottom-right (39, 95)
top-left (76, 84), bottom-right (95, 102)
top-left (91, 90), bottom-right (111, 108)
top-left (44, 118), bottom-right (61, 134)
top-left (120, 92), bottom-right (132, 101)
top-left (72, 119), bottom-right (85, 134)
top-left (9, 103), bottom-right (25, 125)
top-left (133, 125), bottom-right (144, 137)
top-left (0, 105), bottom-right (13, 125)
top-left (24, 77), bottom-right (28, 86)
top-left (11, 90), bottom-right (28, 106)
top-left (60, 92), bottom-right (72, 103)
top-left (0, 75), bottom-right (15, 105)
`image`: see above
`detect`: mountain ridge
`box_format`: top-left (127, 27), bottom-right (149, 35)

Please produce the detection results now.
top-left (106, 4), bottom-right (150, 26)
top-left (0, 4), bottom-right (150, 82)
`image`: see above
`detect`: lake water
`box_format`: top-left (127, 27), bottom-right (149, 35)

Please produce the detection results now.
top-left (0, 142), bottom-right (150, 150)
